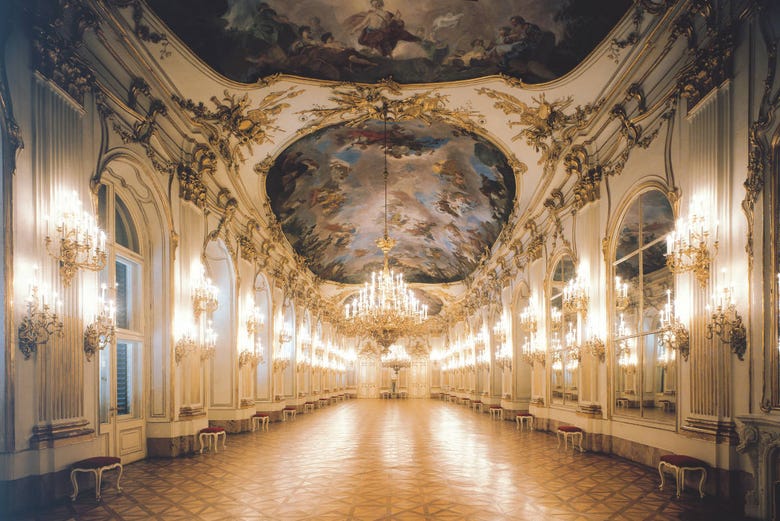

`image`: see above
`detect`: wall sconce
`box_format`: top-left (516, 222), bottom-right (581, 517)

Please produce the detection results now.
top-left (45, 191), bottom-right (107, 287)
top-left (551, 349), bottom-right (563, 373)
top-left (657, 345), bottom-right (676, 368)
top-left (174, 324), bottom-right (197, 365)
top-left (83, 284), bottom-right (116, 361)
top-left (18, 269), bottom-right (63, 359)
top-left (475, 349), bottom-right (491, 371)
top-left (493, 312), bottom-right (508, 345)
top-left (615, 276), bottom-right (630, 311)
top-left (474, 325), bottom-right (487, 351)
top-left (519, 303), bottom-right (538, 333)
top-left (616, 314), bottom-right (637, 374)
top-left (192, 262), bottom-right (218, 318)
top-left (239, 341), bottom-right (264, 368)
top-left (582, 323), bottom-right (605, 361)
top-left (665, 197), bottom-right (718, 287)
top-left (200, 320), bottom-right (217, 360)
top-left (563, 271), bottom-right (589, 318)
top-left (245, 303), bottom-right (264, 335)
top-left (550, 306), bottom-right (562, 332)
top-left (495, 343), bottom-right (512, 371)
top-left (278, 324), bottom-right (292, 345)
top-left (659, 289), bottom-right (690, 361)
top-left (706, 284), bottom-right (747, 360)
top-left (521, 334), bottom-right (546, 366)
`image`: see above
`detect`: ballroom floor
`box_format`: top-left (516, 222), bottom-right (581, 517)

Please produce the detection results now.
top-left (17, 399), bottom-right (744, 521)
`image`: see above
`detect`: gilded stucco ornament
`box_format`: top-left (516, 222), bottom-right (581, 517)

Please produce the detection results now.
top-left (298, 81), bottom-right (484, 135)
top-left (110, 0), bottom-right (171, 59)
top-left (572, 167), bottom-right (603, 210)
top-left (676, 29), bottom-right (734, 109)
top-left (32, 29), bottom-right (96, 106)
top-left (239, 220), bottom-right (260, 262)
top-left (173, 88), bottom-right (304, 170)
top-left (477, 89), bottom-right (601, 171)
top-left (176, 162), bottom-right (207, 208)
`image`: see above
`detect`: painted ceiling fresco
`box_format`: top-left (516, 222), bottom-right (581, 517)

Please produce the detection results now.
top-left (266, 119), bottom-right (515, 285)
top-left (147, 0), bottom-right (632, 84)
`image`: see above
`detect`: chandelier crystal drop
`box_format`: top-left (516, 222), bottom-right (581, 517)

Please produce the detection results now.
top-left (344, 106), bottom-right (427, 352)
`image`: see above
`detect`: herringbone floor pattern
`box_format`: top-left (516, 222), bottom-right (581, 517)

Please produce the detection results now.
top-left (17, 399), bottom-right (744, 520)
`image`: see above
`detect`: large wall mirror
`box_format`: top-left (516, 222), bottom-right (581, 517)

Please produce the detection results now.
top-left (613, 188), bottom-right (676, 424)
top-left (549, 255), bottom-right (577, 406)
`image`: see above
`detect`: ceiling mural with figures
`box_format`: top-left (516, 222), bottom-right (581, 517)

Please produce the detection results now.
top-left (146, 0), bottom-right (632, 84)
top-left (266, 119), bottom-right (516, 284)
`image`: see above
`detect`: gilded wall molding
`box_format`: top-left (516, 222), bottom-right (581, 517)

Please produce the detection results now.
top-left (110, 0), bottom-right (171, 59)
top-left (172, 88), bottom-right (304, 170)
top-left (297, 82), bottom-right (484, 135)
top-left (676, 28), bottom-right (734, 109)
top-left (476, 89), bottom-right (602, 172)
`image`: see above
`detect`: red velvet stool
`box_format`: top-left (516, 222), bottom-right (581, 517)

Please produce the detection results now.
top-left (69, 456), bottom-right (123, 501)
top-left (489, 405), bottom-right (503, 420)
top-left (283, 405), bottom-right (298, 421)
top-left (556, 425), bottom-right (584, 452)
top-left (303, 401), bottom-right (316, 413)
top-left (199, 426), bottom-right (227, 453)
top-left (472, 400), bottom-right (484, 413)
top-left (658, 454), bottom-right (708, 498)
top-left (252, 412), bottom-right (270, 431)
top-left (516, 413), bottom-right (534, 431)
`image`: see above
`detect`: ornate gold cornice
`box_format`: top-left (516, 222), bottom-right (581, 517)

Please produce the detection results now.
top-left (676, 28), bottom-right (734, 109)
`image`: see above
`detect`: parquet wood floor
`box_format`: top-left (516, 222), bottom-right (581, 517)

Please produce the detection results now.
top-left (16, 399), bottom-right (744, 520)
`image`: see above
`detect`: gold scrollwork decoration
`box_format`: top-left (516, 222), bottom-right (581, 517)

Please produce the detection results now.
top-left (298, 81), bottom-right (483, 135)
top-left (476, 89), bottom-right (602, 170)
top-left (173, 88), bottom-right (303, 169)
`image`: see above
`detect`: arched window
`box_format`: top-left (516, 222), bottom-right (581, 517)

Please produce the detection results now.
top-left (612, 188), bottom-right (675, 423)
top-left (97, 184), bottom-right (145, 437)
top-left (549, 255), bottom-right (577, 406)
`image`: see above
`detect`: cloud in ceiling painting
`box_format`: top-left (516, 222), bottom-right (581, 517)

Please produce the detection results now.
top-left (266, 119), bottom-right (515, 284)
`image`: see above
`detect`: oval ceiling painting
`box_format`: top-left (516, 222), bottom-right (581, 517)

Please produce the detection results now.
top-left (147, 0), bottom-right (632, 84)
top-left (266, 119), bottom-right (515, 284)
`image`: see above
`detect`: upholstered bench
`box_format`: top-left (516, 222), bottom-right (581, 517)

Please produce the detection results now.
top-left (282, 406), bottom-right (298, 421)
top-left (516, 413), bottom-right (534, 431)
top-left (658, 454), bottom-right (707, 498)
top-left (556, 425), bottom-right (584, 452)
top-left (252, 412), bottom-right (270, 431)
top-left (303, 401), bottom-right (316, 413)
top-left (70, 456), bottom-right (123, 501)
top-left (489, 405), bottom-right (503, 420)
top-left (199, 427), bottom-right (227, 453)
top-left (472, 400), bottom-right (484, 413)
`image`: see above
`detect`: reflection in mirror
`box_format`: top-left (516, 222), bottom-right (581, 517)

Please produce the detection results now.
top-left (550, 255), bottom-right (577, 406)
top-left (613, 189), bottom-right (675, 423)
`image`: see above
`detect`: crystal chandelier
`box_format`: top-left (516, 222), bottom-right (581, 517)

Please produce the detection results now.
top-left (344, 107), bottom-right (428, 353)
top-left (381, 343), bottom-right (411, 373)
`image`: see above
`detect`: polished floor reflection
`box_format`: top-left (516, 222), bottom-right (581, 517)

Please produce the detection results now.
top-left (19, 399), bottom-right (743, 520)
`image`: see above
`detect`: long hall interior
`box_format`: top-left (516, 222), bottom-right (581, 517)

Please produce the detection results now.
top-left (1, 0), bottom-right (779, 519)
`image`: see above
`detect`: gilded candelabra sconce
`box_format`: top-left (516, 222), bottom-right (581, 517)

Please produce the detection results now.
top-left (496, 343), bottom-right (512, 371)
top-left (274, 325), bottom-right (292, 371)
top-left (18, 270), bottom-right (63, 359)
top-left (83, 284), bottom-right (116, 361)
top-left (476, 349), bottom-right (491, 371)
top-left (657, 345), bottom-right (676, 368)
top-left (520, 335), bottom-right (542, 365)
top-left (550, 306), bottom-right (562, 332)
top-left (582, 325), bottom-right (605, 362)
top-left (706, 284), bottom-right (747, 360)
top-left (665, 198), bottom-right (718, 287)
top-left (239, 299), bottom-right (265, 368)
top-left (45, 191), bottom-right (107, 287)
top-left (199, 320), bottom-right (218, 360)
top-left (192, 262), bottom-right (219, 318)
top-left (563, 272), bottom-right (589, 318)
top-left (492, 313), bottom-right (508, 345)
top-left (615, 276), bottom-right (630, 311)
top-left (659, 289), bottom-right (690, 361)
top-left (174, 325), bottom-right (197, 365)
top-left (519, 303), bottom-right (538, 334)
top-left (616, 314), bottom-right (637, 374)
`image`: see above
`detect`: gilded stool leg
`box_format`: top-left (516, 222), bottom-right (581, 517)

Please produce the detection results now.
top-left (95, 469), bottom-right (103, 501)
top-left (70, 469), bottom-right (80, 501)
top-left (116, 464), bottom-right (123, 493)
top-left (658, 461), bottom-right (667, 492)
top-left (697, 468), bottom-right (707, 498)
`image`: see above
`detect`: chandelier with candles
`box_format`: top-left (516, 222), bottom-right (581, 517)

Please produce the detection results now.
top-left (343, 106), bottom-right (428, 353)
